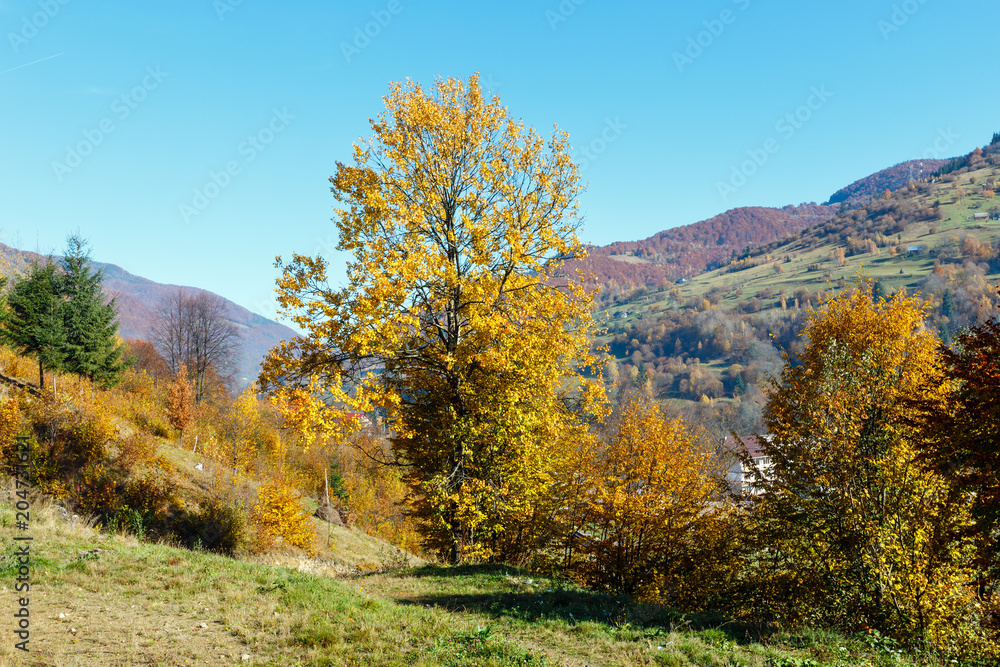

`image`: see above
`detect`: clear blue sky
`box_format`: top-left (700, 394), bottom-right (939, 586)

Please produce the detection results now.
top-left (2, 0), bottom-right (997, 322)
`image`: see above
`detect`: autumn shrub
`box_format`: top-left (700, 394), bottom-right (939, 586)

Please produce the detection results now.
top-left (77, 454), bottom-right (176, 526)
top-left (166, 364), bottom-right (195, 435)
top-left (18, 389), bottom-right (179, 529)
top-left (66, 407), bottom-right (116, 469)
top-left (138, 416), bottom-right (172, 439)
top-left (747, 281), bottom-right (989, 657)
top-left (572, 389), bottom-right (730, 605)
top-left (0, 346), bottom-right (38, 383)
top-left (21, 398), bottom-right (102, 493)
top-left (173, 500), bottom-right (248, 555)
top-left (0, 396), bottom-right (25, 474)
top-left (251, 477), bottom-right (316, 555)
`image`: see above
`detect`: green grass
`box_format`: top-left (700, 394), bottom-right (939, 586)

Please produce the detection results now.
top-left (0, 491), bottom-right (980, 666)
top-left (666, 166), bottom-right (1000, 309)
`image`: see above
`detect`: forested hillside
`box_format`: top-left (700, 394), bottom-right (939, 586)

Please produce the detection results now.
top-left (566, 204), bottom-right (836, 297)
top-left (825, 158), bottom-right (950, 206)
top-left (598, 140), bottom-right (1000, 440)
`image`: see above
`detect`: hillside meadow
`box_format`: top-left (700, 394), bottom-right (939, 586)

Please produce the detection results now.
top-left (596, 158), bottom-right (1000, 413)
top-left (0, 494), bottom-right (962, 667)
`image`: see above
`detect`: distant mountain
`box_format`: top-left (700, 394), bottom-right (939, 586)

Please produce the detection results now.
top-left (593, 138), bottom-right (1000, 409)
top-left (566, 204), bottom-right (836, 294)
top-left (567, 157), bottom-right (970, 299)
top-left (825, 159), bottom-right (950, 207)
top-left (0, 243), bottom-right (298, 385)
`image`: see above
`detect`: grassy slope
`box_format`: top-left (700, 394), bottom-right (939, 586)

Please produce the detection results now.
top-left (2, 494), bottom-right (945, 667)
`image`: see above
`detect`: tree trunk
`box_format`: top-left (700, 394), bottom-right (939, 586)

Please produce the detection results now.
top-left (451, 529), bottom-right (463, 565)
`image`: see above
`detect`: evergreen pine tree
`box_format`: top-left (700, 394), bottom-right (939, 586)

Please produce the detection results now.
top-left (941, 288), bottom-right (955, 320)
top-left (1, 261), bottom-right (66, 390)
top-left (59, 234), bottom-right (125, 386)
top-left (871, 279), bottom-right (885, 303)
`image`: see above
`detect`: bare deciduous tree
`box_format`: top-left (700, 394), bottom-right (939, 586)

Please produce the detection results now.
top-left (152, 290), bottom-right (240, 401)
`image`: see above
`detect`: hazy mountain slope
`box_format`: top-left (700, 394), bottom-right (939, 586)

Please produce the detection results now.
top-left (0, 243), bottom-right (297, 384)
top-left (825, 158), bottom-right (950, 206)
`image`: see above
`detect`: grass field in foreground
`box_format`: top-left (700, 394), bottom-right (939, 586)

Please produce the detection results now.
top-left (0, 491), bottom-right (971, 666)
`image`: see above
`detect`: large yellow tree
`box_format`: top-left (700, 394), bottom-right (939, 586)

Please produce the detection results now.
top-left (260, 74), bottom-right (606, 563)
top-left (754, 281), bottom-right (981, 649)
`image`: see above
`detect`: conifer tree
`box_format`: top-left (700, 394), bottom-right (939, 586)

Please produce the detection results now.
top-left (1, 261), bottom-right (66, 390)
top-left (58, 234), bottom-right (125, 386)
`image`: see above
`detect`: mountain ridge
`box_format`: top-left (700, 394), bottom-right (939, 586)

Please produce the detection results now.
top-left (825, 158), bottom-right (950, 206)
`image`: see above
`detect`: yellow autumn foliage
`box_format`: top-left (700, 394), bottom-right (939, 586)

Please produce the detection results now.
top-left (251, 477), bottom-right (316, 556)
top-left (260, 73), bottom-right (607, 563)
top-left (753, 280), bottom-right (988, 656)
top-left (574, 390), bottom-right (734, 606)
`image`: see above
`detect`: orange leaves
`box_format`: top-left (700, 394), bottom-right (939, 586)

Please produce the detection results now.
top-left (165, 364), bottom-right (195, 434)
top-left (756, 278), bottom-right (979, 643)
top-left (269, 380), bottom-right (356, 453)
top-left (577, 390), bottom-right (723, 599)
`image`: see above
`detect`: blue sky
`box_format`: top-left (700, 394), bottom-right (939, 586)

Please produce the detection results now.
top-left (1, 0), bottom-right (997, 323)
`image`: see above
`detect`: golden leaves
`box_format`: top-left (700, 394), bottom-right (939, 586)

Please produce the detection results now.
top-left (757, 279), bottom-right (978, 642)
top-left (260, 73), bottom-right (606, 562)
top-left (578, 390), bottom-right (722, 597)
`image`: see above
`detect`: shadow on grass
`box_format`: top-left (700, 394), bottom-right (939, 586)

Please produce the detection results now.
top-left (392, 564), bottom-right (762, 643)
top-left (391, 563), bottom-right (524, 579)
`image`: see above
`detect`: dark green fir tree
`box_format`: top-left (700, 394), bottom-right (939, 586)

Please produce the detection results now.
top-left (2, 261), bottom-right (66, 390)
top-left (59, 234), bottom-right (125, 387)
